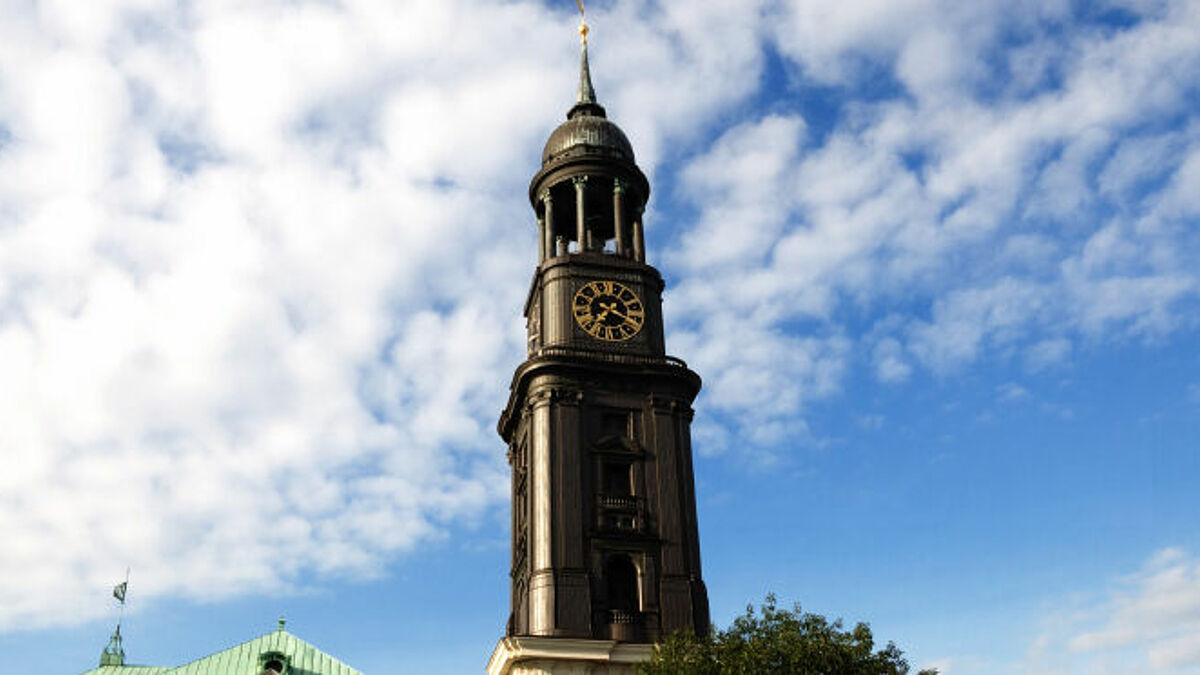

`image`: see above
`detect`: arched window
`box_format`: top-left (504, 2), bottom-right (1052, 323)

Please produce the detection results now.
top-left (606, 555), bottom-right (638, 613)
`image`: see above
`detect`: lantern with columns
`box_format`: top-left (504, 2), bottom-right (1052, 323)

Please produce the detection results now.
top-left (530, 40), bottom-right (649, 264)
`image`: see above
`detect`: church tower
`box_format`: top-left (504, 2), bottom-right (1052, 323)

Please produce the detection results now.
top-left (488, 18), bottom-right (708, 675)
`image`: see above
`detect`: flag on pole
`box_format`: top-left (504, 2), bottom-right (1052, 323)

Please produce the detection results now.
top-left (113, 581), bottom-right (127, 604)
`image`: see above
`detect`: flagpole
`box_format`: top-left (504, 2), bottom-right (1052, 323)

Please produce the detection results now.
top-left (116, 568), bottom-right (129, 634)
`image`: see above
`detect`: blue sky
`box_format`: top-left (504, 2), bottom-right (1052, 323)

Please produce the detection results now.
top-left (0, 0), bottom-right (1198, 673)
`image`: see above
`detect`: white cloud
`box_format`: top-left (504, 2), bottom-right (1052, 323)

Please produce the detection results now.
top-left (1069, 549), bottom-right (1200, 655)
top-left (658, 0), bottom-right (1200, 443)
top-left (921, 657), bottom-right (955, 674)
top-left (0, 0), bottom-right (569, 630)
top-left (996, 382), bottom-right (1029, 402)
top-left (1025, 337), bottom-right (1072, 371)
top-left (854, 413), bottom-right (885, 430)
top-left (872, 337), bottom-right (913, 383)
top-left (1020, 548), bottom-right (1200, 672)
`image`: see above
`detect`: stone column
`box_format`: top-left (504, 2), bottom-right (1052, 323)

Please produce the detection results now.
top-left (536, 214), bottom-right (546, 264)
top-left (613, 179), bottom-right (627, 257)
top-left (632, 206), bottom-right (645, 263)
top-left (573, 176), bottom-right (588, 253)
top-left (529, 392), bottom-right (554, 636)
top-left (540, 189), bottom-right (554, 262)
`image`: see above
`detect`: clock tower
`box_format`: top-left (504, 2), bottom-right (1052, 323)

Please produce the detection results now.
top-left (487, 23), bottom-right (709, 675)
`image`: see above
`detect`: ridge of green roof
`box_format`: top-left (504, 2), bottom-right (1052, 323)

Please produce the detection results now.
top-left (79, 666), bottom-right (170, 675)
top-left (79, 629), bottom-right (361, 675)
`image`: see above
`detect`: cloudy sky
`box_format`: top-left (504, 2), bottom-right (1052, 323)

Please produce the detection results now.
top-left (1, 0), bottom-right (1198, 673)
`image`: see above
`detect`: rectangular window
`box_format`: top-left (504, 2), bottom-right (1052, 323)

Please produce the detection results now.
top-left (601, 411), bottom-right (629, 438)
top-left (603, 462), bottom-right (632, 496)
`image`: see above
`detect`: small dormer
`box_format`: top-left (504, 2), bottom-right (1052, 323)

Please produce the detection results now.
top-left (258, 650), bottom-right (290, 675)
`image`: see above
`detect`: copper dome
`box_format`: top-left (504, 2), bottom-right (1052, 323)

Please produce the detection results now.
top-left (541, 114), bottom-right (635, 165)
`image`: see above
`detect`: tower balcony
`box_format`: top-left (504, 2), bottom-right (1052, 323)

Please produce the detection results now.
top-left (596, 493), bottom-right (644, 533)
top-left (606, 609), bottom-right (645, 642)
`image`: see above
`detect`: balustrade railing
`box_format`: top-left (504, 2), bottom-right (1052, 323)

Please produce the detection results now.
top-left (597, 494), bottom-right (638, 510)
top-left (596, 493), bottom-right (643, 532)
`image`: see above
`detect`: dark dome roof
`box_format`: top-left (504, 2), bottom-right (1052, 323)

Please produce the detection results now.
top-left (541, 113), bottom-right (635, 165)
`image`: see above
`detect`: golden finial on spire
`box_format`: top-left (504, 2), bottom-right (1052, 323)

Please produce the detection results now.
top-left (576, 0), bottom-right (588, 44)
top-left (571, 0), bottom-right (599, 109)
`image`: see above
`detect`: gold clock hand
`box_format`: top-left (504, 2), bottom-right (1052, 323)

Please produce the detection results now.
top-left (603, 304), bottom-right (631, 322)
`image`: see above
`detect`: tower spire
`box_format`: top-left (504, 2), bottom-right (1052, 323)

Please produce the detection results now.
top-left (568, 1), bottom-right (605, 119)
top-left (577, 37), bottom-right (597, 106)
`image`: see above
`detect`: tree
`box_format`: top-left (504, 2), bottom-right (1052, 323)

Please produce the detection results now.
top-left (638, 595), bottom-right (938, 675)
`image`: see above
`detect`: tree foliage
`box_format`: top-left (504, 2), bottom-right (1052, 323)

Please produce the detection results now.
top-left (638, 594), bottom-right (938, 675)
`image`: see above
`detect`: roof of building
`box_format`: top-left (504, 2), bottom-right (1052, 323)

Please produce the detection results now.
top-left (79, 627), bottom-right (362, 675)
top-left (82, 662), bottom-right (170, 667)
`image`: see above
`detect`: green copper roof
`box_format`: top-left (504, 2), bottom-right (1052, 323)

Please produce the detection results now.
top-left (80, 628), bottom-right (361, 675)
top-left (82, 662), bottom-right (170, 667)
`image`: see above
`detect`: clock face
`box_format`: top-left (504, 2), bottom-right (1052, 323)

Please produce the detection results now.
top-left (573, 280), bottom-right (645, 342)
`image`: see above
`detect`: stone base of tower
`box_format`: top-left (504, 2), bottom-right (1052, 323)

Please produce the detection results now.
top-left (487, 637), bottom-right (655, 675)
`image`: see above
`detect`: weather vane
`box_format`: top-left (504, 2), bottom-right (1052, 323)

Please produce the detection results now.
top-left (99, 568), bottom-right (131, 666)
top-left (113, 568), bottom-right (130, 630)
top-left (576, 0), bottom-right (588, 44)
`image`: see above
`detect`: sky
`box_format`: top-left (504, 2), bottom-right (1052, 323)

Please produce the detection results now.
top-left (0, 0), bottom-right (1198, 673)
